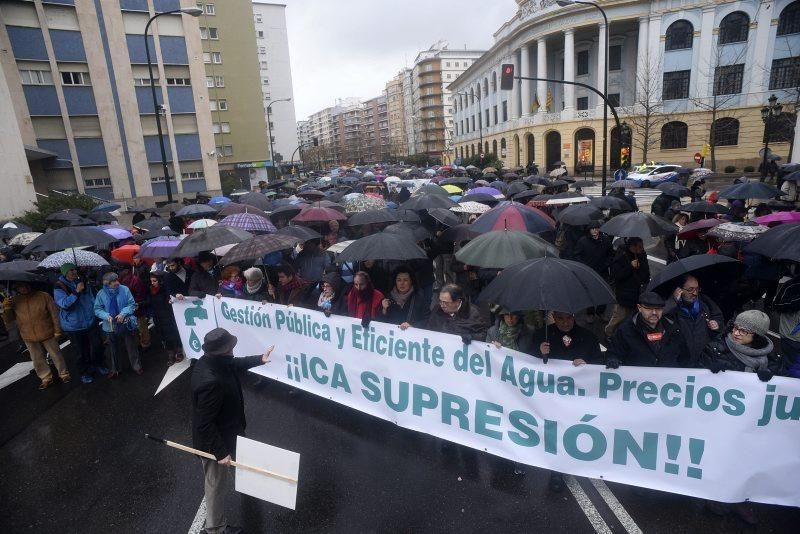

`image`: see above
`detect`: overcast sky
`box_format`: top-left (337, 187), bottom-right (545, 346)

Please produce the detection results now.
top-left (280, 0), bottom-right (515, 120)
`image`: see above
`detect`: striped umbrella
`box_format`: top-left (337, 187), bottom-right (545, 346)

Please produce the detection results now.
top-left (471, 201), bottom-right (555, 234)
top-left (219, 213), bottom-right (276, 234)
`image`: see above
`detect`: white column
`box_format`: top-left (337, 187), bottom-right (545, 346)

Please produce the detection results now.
top-left (596, 23), bottom-right (606, 110)
top-left (647, 15), bottom-right (663, 104)
top-left (692, 6), bottom-right (716, 99)
top-left (635, 17), bottom-right (649, 103)
top-left (511, 51), bottom-right (521, 119)
top-left (793, 117), bottom-right (800, 164)
top-left (749, 4), bottom-right (773, 98)
top-left (520, 44), bottom-right (531, 115)
top-left (563, 29), bottom-right (575, 111)
top-left (537, 38), bottom-right (548, 113)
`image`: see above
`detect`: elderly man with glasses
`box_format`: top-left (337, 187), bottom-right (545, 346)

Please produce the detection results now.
top-left (663, 274), bottom-right (725, 367)
top-left (426, 283), bottom-right (488, 344)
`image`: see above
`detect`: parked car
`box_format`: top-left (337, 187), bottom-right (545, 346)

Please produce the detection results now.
top-left (625, 164), bottom-right (682, 187)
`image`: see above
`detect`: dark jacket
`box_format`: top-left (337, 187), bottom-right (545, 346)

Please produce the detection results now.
top-left (426, 301), bottom-right (488, 341)
top-left (486, 322), bottom-right (535, 354)
top-left (163, 268), bottom-right (190, 297)
top-left (191, 354), bottom-right (264, 460)
top-left (650, 194), bottom-right (672, 218)
top-left (530, 324), bottom-right (602, 363)
top-left (607, 313), bottom-right (688, 367)
top-left (379, 289), bottom-right (431, 327)
top-left (241, 284), bottom-right (269, 302)
top-left (701, 331), bottom-right (784, 376)
top-left (188, 269), bottom-right (218, 298)
top-left (610, 249), bottom-right (650, 308)
top-left (147, 283), bottom-right (180, 345)
top-left (573, 234), bottom-right (613, 278)
top-left (664, 294), bottom-right (725, 367)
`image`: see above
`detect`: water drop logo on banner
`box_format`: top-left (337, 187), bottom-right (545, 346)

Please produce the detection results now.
top-left (176, 297), bottom-right (217, 355)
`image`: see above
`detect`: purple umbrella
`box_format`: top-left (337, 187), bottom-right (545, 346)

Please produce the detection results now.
top-left (469, 186), bottom-right (504, 197)
top-left (137, 236), bottom-right (182, 259)
top-left (218, 213), bottom-right (277, 234)
top-left (100, 225), bottom-right (133, 241)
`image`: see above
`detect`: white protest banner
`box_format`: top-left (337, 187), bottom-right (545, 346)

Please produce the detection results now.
top-left (173, 297), bottom-right (800, 506)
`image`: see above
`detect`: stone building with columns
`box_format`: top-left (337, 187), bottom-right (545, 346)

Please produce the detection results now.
top-left (451, 0), bottom-right (800, 175)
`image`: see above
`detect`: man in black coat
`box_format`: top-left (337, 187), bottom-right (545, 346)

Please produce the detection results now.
top-left (426, 284), bottom-right (488, 343)
top-left (663, 274), bottom-right (724, 367)
top-left (605, 237), bottom-right (650, 337)
top-left (606, 292), bottom-right (688, 368)
top-left (191, 328), bottom-right (274, 534)
top-left (531, 311), bottom-right (602, 365)
top-left (187, 251), bottom-right (219, 298)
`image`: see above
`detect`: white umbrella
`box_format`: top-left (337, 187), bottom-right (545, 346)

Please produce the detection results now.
top-left (39, 249), bottom-right (108, 269)
top-left (326, 240), bottom-right (355, 254)
top-left (212, 243), bottom-right (237, 256)
top-left (450, 201), bottom-right (490, 214)
top-left (188, 219), bottom-right (217, 229)
top-left (545, 196), bottom-right (590, 206)
top-left (9, 232), bottom-right (42, 246)
top-left (549, 167), bottom-right (568, 177)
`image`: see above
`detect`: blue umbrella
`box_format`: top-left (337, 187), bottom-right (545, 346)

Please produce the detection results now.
top-left (208, 196), bottom-right (232, 205)
top-left (92, 202), bottom-right (121, 212)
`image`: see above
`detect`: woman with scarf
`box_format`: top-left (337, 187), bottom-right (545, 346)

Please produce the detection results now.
top-left (313, 272), bottom-right (348, 316)
top-left (217, 265), bottom-right (243, 298)
top-left (94, 272), bottom-right (141, 378)
top-left (241, 267), bottom-right (269, 302)
top-left (486, 309), bottom-right (534, 354)
top-left (147, 271), bottom-right (183, 365)
top-left (379, 266), bottom-right (430, 329)
top-left (347, 271), bottom-right (384, 322)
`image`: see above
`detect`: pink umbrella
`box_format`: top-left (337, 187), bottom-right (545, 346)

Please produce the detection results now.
top-left (677, 218), bottom-right (721, 240)
top-left (755, 211), bottom-right (800, 226)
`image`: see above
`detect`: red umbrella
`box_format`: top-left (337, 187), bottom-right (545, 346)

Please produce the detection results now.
top-left (111, 244), bottom-right (140, 265)
top-left (677, 218), bottom-right (721, 240)
top-left (292, 206), bottom-right (348, 223)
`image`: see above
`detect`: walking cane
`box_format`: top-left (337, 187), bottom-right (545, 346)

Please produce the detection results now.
top-left (144, 434), bottom-right (297, 484)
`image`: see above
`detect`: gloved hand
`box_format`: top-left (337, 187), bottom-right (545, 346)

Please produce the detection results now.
top-left (461, 335), bottom-right (472, 345)
top-left (707, 359), bottom-right (728, 374)
top-left (757, 369), bottom-right (774, 382)
top-left (361, 316), bottom-right (371, 328)
top-left (605, 357), bottom-right (620, 369)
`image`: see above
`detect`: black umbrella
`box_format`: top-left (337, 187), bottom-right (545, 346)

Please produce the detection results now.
top-left (600, 212), bottom-right (678, 238)
top-left (746, 222), bottom-right (800, 261)
top-left (646, 254), bottom-right (741, 296)
top-left (0, 223), bottom-right (32, 240)
top-left (681, 201), bottom-right (729, 215)
top-left (337, 233), bottom-right (427, 263)
top-left (383, 222), bottom-right (431, 242)
top-left (88, 211), bottom-right (117, 224)
top-left (0, 260), bottom-right (44, 283)
top-left (347, 208), bottom-right (398, 226)
top-left (460, 192), bottom-right (501, 205)
top-left (455, 230), bottom-right (559, 269)
top-left (172, 226), bottom-right (252, 257)
top-left (441, 177), bottom-right (472, 186)
top-left (238, 192), bottom-right (272, 210)
top-left (262, 180), bottom-right (288, 190)
top-left (22, 226), bottom-right (117, 254)
top-left (389, 209), bottom-right (422, 223)
top-left (401, 195), bottom-right (458, 211)
top-left (175, 204), bottom-right (217, 218)
top-left (221, 234), bottom-right (301, 265)
top-left (427, 208), bottom-right (460, 227)
top-left (45, 209), bottom-right (88, 224)
top-left (717, 182), bottom-right (785, 200)
top-left (92, 202), bottom-right (121, 213)
top-left (573, 180), bottom-right (597, 188)
top-left (656, 183), bottom-right (691, 198)
top-left (440, 224), bottom-right (480, 243)
top-left (588, 196), bottom-right (632, 211)
top-left (217, 203), bottom-right (269, 218)
top-left (478, 257), bottom-right (615, 313)
top-left (134, 217), bottom-right (170, 232)
top-left (506, 181), bottom-right (529, 197)
top-left (556, 204), bottom-right (603, 226)
top-left (269, 203), bottom-right (308, 223)
top-left (526, 176), bottom-right (551, 186)
top-left (512, 190), bottom-right (543, 203)
top-left (276, 225), bottom-right (322, 242)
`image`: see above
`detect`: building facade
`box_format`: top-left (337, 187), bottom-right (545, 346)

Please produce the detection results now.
top-left (452, 0), bottom-right (799, 174)
top-left (0, 0), bottom-right (221, 206)
top-left (252, 1), bottom-right (298, 168)
top-left (362, 94), bottom-right (390, 163)
top-left (412, 42), bottom-right (484, 163)
top-left (386, 70), bottom-right (408, 159)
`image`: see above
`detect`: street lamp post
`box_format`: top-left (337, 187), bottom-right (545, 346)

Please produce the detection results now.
top-left (760, 94), bottom-right (782, 183)
top-left (144, 7), bottom-right (202, 203)
top-left (557, 0), bottom-right (609, 195)
top-left (266, 97), bottom-right (292, 181)
top-left (455, 91), bottom-right (483, 156)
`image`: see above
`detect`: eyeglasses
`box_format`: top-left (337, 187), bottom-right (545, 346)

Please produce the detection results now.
top-left (681, 287), bottom-right (699, 293)
top-left (439, 299), bottom-right (458, 306)
top-left (732, 325), bottom-right (754, 336)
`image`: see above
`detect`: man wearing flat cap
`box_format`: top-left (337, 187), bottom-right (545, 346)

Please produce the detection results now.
top-left (606, 292), bottom-right (689, 369)
top-left (191, 328), bottom-right (275, 534)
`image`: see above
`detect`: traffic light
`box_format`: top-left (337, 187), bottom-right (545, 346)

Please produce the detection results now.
top-left (620, 146), bottom-right (630, 168)
top-left (500, 64), bottom-right (514, 90)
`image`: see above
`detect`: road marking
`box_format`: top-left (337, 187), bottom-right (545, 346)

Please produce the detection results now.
top-left (0, 361), bottom-right (34, 390)
top-left (155, 357), bottom-right (191, 396)
top-left (590, 479), bottom-right (643, 534)
top-left (188, 497), bottom-right (206, 534)
top-left (564, 475), bottom-right (613, 534)
top-left (649, 256), bottom-right (667, 265)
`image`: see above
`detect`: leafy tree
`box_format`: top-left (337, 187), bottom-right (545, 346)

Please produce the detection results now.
top-left (219, 172), bottom-right (242, 196)
top-left (461, 152), bottom-right (503, 170)
top-left (17, 193), bottom-right (98, 232)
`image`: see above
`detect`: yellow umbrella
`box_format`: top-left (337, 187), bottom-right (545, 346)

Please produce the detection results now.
top-left (442, 184), bottom-right (463, 194)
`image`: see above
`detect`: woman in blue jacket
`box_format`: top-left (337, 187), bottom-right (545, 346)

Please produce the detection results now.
top-left (95, 272), bottom-right (141, 378)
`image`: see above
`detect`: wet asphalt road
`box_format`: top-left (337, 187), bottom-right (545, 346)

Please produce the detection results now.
top-left (1, 322), bottom-right (799, 534)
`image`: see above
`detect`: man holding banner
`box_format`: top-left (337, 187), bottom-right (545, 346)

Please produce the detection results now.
top-left (191, 328), bottom-right (275, 534)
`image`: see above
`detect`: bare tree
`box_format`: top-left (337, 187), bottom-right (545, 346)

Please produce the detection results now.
top-left (624, 52), bottom-right (670, 163)
top-left (759, 36), bottom-right (799, 162)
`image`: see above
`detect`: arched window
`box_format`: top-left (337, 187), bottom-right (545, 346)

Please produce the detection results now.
top-left (778, 1), bottom-right (800, 35)
top-left (665, 20), bottom-right (694, 51)
top-left (492, 139), bottom-right (498, 156)
top-left (719, 12), bottom-right (750, 44)
top-left (492, 72), bottom-right (497, 92)
top-left (483, 78), bottom-right (489, 97)
top-left (500, 138), bottom-right (507, 157)
top-left (713, 117), bottom-right (739, 146)
top-left (484, 141), bottom-right (489, 154)
top-left (660, 121), bottom-right (688, 149)
top-left (469, 88), bottom-right (475, 104)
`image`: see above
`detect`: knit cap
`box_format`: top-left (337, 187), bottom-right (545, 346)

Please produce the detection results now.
top-left (734, 310), bottom-right (770, 337)
top-left (243, 267), bottom-right (263, 281)
top-left (60, 263), bottom-right (77, 276)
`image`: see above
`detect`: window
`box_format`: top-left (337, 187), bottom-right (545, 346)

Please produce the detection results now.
top-left (663, 70), bottom-right (690, 100)
top-left (764, 112), bottom-right (796, 143)
top-left (262, 78), bottom-right (269, 85)
top-left (493, 105), bottom-right (498, 125)
top-left (502, 101), bottom-right (508, 121)
top-left (260, 61), bottom-right (268, 69)
top-left (665, 20), bottom-right (694, 51)
top-left (214, 75), bottom-right (224, 87)
top-left (712, 117), bottom-right (739, 146)
top-left (255, 14), bottom-right (262, 23)
top-left (257, 31), bottom-right (264, 39)
top-left (577, 96), bottom-right (589, 110)
top-left (609, 45), bottom-right (622, 71)
top-left (181, 171), bottom-right (205, 180)
top-left (660, 121), bottom-right (688, 149)
top-left (211, 52), bottom-right (222, 64)
top-left (259, 46), bottom-right (266, 54)
top-left (713, 64), bottom-right (744, 95)
top-left (483, 78), bottom-right (489, 96)
top-left (484, 109), bottom-right (489, 125)
top-left (203, 3), bottom-right (215, 15)
top-left (151, 176), bottom-right (165, 183)
top-left (200, 27), bottom-right (208, 40)
top-left (19, 69), bottom-right (53, 85)
top-left (446, 73), bottom-right (451, 79)
top-left (769, 56), bottom-right (800, 90)
top-left (61, 71), bottom-right (90, 85)
top-left (203, 52), bottom-right (211, 63)
top-left (608, 93), bottom-right (620, 107)
top-left (471, 116), bottom-right (475, 130)
top-left (208, 28), bottom-right (218, 39)
top-left (85, 178), bottom-right (111, 188)
top-left (446, 62), bottom-right (451, 67)
top-left (719, 12), bottom-right (750, 44)
top-left (166, 78), bottom-right (191, 86)
top-left (209, 100), bottom-right (217, 111)
top-left (217, 99), bottom-right (227, 110)
top-left (215, 144), bottom-right (233, 156)
top-left (212, 122), bottom-right (230, 134)
top-left (576, 50), bottom-right (590, 76)
top-left (134, 77), bottom-right (158, 86)
top-left (454, 62), bottom-right (460, 67)
top-left (268, 121), bottom-right (274, 129)
top-left (206, 76), bottom-right (214, 88)
top-left (778, 1), bottom-right (800, 36)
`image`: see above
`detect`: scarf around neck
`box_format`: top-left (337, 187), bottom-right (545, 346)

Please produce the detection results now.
top-left (390, 287), bottom-right (414, 308)
top-left (246, 279), bottom-right (264, 295)
top-left (725, 333), bottom-right (772, 372)
top-left (679, 298), bottom-right (701, 320)
top-left (498, 321), bottom-right (522, 350)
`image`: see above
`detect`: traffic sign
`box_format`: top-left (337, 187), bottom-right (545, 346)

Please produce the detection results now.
top-left (614, 168), bottom-right (628, 181)
top-left (694, 152), bottom-right (702, 164)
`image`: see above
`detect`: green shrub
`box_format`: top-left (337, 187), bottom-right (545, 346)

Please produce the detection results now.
top-left (17, 193), bottom-right (98, 232)
top-left (724, 165), bottom-right (736, 173)
top-left (743, 165), bottom-right (755, 173)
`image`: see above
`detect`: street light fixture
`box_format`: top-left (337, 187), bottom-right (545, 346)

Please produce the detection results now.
top-left (760, 94), bottom-right (783, 183)
top-left (144, 7), bottom-right (202, 203)
top-left (556, 0), bottom-right (610, 195)
top-left (266, 97), bottom-right (292, 181)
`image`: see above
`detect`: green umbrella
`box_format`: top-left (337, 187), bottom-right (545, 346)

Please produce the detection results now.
top-left (454, 230), bottom-right (559, 269)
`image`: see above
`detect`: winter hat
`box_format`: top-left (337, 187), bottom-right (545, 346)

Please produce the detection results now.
top-left (60, 263), bottom-right (77, 276)
top-left (638, 291), bottom-right (665, 308)
top-left (734, 310), bottom-right (770, 337)
top-left (587, 221), bottom-right (601, 230)
top-left (243, 267), bottom-right (263, 281)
